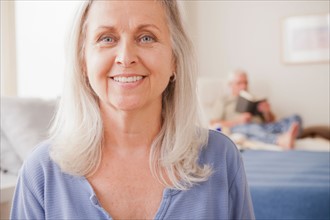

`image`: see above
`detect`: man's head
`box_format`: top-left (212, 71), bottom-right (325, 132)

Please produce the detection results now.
top-left (227, 69), bottom-right (248, 97)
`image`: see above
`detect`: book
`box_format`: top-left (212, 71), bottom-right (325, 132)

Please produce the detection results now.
top-left (235, 90), bottom-right (266, 115)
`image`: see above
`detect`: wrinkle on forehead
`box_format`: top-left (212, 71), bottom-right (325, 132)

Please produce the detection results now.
top-left (86, 0), bottom-right (168, 33)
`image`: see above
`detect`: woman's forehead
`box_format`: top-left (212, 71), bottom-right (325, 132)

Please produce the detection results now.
top-left (86, 0), bottom-right (168, 32)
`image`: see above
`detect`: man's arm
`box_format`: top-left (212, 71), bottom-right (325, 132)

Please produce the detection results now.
top-left (257, 101), bottom-right (275, 123)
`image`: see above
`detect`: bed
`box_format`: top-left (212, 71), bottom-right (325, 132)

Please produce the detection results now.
top-left (242, 150), bottom-right (330, 219)
top-left (1, 96), bottom-right (329, 219)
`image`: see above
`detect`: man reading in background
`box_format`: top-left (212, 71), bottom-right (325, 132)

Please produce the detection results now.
top-left (210, 69), bottom-right (302, 149)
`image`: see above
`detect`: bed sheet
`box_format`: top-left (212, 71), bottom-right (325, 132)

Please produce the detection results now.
top-left (242, 150), bottom-right (330, 219)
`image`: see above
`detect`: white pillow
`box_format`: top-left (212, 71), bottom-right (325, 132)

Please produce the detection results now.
top-left (0, 130), bottom-right (22, 174)
top-left (1, 97), bottom-right (57, 162)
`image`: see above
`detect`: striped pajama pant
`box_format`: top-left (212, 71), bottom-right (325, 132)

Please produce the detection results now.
top-left (231, 114), bottom-right (302, 144)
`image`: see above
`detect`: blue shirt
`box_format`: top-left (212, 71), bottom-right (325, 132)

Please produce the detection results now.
top-left (11, 130), bottom-right (255, 219)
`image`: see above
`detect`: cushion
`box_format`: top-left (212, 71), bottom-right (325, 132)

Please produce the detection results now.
top-left (1, 97), bottom-right (57, 163)
top-left (0, 130), bottom-right (22, 174)
top-left (197, 77), bottom-right (226, 122)
top-left (300, 126), bottom-right (330, 140)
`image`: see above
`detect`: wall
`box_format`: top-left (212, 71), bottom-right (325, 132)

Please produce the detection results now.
top-left (184, 1), bottom-right (329, 127)
top-left (14, 1), bottom-right (80, 98)
top-left (1, 1), bottom-right (17, 96)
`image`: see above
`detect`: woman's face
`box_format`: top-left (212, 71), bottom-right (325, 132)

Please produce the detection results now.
top-left (84, 1), bottom-right (175, 112)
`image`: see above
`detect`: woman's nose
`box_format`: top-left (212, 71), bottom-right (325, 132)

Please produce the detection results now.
top-left (115, 40), bottom-right (137, 67)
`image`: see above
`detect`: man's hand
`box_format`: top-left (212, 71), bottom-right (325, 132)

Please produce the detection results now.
top-left (257, 101), bottom-right (271, 113)
top-left (257, 100), bottom-right (275, 122)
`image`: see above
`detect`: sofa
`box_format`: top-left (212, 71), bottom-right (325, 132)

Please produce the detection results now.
top-left (1, 96), bottom-right (57, 219)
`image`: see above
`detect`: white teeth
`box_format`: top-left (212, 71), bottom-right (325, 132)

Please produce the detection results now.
top-left (112, 76), bottom-right (143, 83)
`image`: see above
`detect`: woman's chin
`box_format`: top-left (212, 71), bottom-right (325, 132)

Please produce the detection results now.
top-left (105, 99), bottom-right (143, 112)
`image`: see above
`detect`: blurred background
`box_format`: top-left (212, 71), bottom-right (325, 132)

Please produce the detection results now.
top-left (0, 1), bottom-right (329, 219)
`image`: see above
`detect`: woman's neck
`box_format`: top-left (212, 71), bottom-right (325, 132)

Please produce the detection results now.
top-left (100, 101), bottom-right (162, 156)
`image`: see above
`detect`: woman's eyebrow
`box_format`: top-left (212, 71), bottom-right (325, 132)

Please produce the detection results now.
top-left (94, 24), bottom-right (162, 33)
top-left (94, 26), bottom-right (117, 33)
top-left (136, 24), bottom-right (162, 33)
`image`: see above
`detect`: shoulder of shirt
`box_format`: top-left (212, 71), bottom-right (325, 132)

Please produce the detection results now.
top-left (216, 94), bottom-right (236, 104)
top-left (24, 140), bottom-right (52, 166)
top-left (225, 95), bottom-right (238, 102)
top-left (19, 140), bottom-right (59, 182)
top-left (206, 129), bottom-right (239, 154)
top-left (199, 130), bottom-right (242, 170)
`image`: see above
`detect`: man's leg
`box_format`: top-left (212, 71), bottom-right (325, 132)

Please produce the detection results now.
top-left (263, 114), bottom-right (303, 135)
top-left (231, 115), bottom-right (302, 148)
top-left (231, 123), bottom-right (278, 144)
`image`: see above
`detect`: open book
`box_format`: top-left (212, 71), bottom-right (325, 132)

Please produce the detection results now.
top-left (235, 90), bottom-right (266, 115)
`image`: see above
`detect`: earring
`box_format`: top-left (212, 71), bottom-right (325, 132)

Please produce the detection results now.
top-left (170, 72), bottom-right (177, 82)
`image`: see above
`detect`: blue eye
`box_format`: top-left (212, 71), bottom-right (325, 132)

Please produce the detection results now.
top-left (101, 37), bottom-right (114, 43)
top-left (140, 35), bottom-right (155, 43)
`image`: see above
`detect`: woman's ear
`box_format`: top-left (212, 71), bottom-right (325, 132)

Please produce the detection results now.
top-left (171, 56), bottom-right (177, 74)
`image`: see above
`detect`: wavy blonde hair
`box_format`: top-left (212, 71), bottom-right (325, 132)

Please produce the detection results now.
top-left (50, 0), bottom-right (211, 190)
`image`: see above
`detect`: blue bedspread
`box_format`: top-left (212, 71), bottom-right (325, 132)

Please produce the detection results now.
top-left (242, 150), bottom-right (330, 220)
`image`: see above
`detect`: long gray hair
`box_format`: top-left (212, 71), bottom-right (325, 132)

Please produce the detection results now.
top-left (50, 0), bottom-right (211, 190)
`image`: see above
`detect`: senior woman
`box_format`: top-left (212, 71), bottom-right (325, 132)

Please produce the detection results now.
top-left (11, 1), bottom-right (255, 219)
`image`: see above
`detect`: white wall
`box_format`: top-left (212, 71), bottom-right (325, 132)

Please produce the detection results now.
top-left (1, 1), bottom-right (17, 96)
top-left (14, 1), bottom-right (80, 98)
top-left (185, 1), bottom-right (329, 127)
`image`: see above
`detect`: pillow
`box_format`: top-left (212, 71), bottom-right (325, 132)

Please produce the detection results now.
top-left (300, 126), bottom-right (330, 140)
top-left (1, 97), bottom-right (57, 162)
top-left (197, 77), bottom-right (226, 122)
top-left (0, 130), bottom-right (22, 174)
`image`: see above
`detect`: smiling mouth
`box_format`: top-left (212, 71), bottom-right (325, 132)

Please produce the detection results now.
top-left (110, 76), bottom-right (145, 83)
